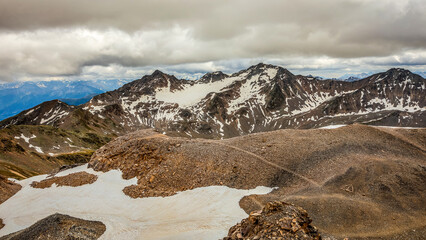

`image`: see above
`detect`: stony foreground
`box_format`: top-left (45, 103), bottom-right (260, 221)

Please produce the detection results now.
top-left (224, 201), bottom-right (321, 240)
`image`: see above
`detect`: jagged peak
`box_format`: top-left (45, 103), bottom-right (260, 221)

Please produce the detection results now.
top-left (250, 63), bottom-right (293, 75)
top-left (199, 71), bottom-right (229, 83)
top-left (385, 68), bottom-right (413, 75)
top-left (144, 70), bottom-right (174, 81)
top-left (231, 63), bottom-right (293, 80)
top-left (252, 62), bottom-right (276, 68)
top-left (375, 68), bottom-right (415, 78)
top-left (138, 69), bottom-right (177, 81)
top-left (151, 69), bottom-right (166, 76)
top-left (211, 71), bottom-right (226, 75)
top-left (138, 69), bottom-right (178, 84)
top-left (388, 67), bottom-right (408, 71)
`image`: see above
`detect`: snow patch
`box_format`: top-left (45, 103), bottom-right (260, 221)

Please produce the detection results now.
top-left (28, 144), bottom-right (43, 154)
top-left (319, 125), bottom-right (346, 129)
top-left (227, 74), bottom-right (266, 113)
top-left (155, 78), bottom-right (235, 107)
top-left (24, 109), bottom-right (34, 116)
top-left (14, 134), bottom-right (35, 143)
top-left (0, 165), bottom-right (273, 240)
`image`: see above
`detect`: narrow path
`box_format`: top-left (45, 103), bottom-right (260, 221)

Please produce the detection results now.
top-left (204, 140), bottom-right (321, 187)
top-left (130, 133), bottom-right (320, 187)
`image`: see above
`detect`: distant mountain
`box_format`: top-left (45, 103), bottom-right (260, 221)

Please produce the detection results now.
top-left (305, 74), bottom-right (324, 80)
top-left (338, 72), bottom-right (375, 81)
top-left (59, 94), bottom-right (98, 106)
top-left (340, 71), bottom-right (426, 81)
top-left (0, 79), bottom-right (132, 121)
top-left (2, 64), bottom-right (424, 139)
top-left (414, 71), bottom-right (426, 78)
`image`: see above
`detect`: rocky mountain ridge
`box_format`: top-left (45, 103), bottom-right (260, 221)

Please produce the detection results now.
top-left (1, 64), bottom-right (425, 138)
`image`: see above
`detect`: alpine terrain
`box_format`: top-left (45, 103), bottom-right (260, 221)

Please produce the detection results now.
top-left (1, 63), bottom-right (425, 139)
top-left (0, 64), bottom-right (425, 239)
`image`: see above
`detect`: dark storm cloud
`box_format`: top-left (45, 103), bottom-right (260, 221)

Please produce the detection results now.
top-left (0, 0), bottom-right (424, 81)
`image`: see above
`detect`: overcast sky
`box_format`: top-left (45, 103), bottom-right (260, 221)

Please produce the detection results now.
top-left (0, 0), bottom-right (425, 82)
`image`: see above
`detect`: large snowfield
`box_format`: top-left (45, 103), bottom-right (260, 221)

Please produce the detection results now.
top-left (0, 164), bottom-right (273, 239)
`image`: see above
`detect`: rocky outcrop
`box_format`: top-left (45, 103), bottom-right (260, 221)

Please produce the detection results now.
top-left (31, 172), bottom-right (98, 189)
top-left (0, 213), bottom-right (106, 240)
top-left (199, 71), bottom-right (229, 83)
top-left (223, 201), bottom-right (321, 240)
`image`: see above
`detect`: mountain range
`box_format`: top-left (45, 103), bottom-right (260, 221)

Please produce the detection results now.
top-left (0, 79), bottom-right (132, 121)
top-left (338, 71), bottom-right (426, 81)
top-left (338, 72), bottom-right (375, 82)
top-left (1, 63), bottom-right (424, 139)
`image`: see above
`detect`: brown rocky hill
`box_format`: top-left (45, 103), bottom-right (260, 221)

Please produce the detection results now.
top-left (88, 124), bottom-right (426, 239)
top-left (1, 64), bottom-right (424, 139)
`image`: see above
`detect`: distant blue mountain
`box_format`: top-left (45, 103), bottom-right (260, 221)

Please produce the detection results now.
top-left (59, 94), bottom-right (99, 106)
top-left (414, 71), bottom-right (426, 78)
top-left (338, 72), bottom-right (375, 82)
top-left (0, 79), bottom-right (132, 120)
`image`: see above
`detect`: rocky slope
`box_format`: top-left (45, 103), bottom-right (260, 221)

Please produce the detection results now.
top-left (0, 213), bottom-right (105, 240)
top-left (88, 125), bottom-right (426, 239)
top-left (0, 125), bottom-right (111, 179)
top-left (0, 176), bottom-right (21, 205)
top-left (0, 176), bottom-right (21, 230)
top-left (1, 64), bottom-right (424, 139)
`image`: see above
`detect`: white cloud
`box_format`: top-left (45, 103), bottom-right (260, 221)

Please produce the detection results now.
top-left (0, 0), bottom-right (425, 82)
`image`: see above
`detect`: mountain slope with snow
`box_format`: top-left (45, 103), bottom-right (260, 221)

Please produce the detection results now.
top-left (1, 64), bottom-right (425, 138)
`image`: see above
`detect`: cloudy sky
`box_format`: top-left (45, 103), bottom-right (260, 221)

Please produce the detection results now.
top-left (0, 0), bottom-right (425, 82)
